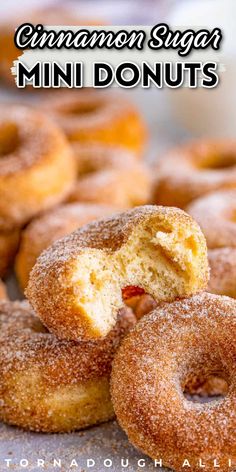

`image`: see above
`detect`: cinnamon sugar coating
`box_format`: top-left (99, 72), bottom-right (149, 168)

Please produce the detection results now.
top-left (68, 143), bottom-right (151, 207)
top-left (208, 248), bottom-right (236, 298)
top-left (16, 203), bottom-right (118, 289)
top-left (40, 90), bottom-right (147, 156)
top-left (27, 205), bottom-right (209, 341)
top-left (0, 105), bottom-right (76, 230)
top-left (0, 280), bottom-right (7, 299)
top-left (0, 300), bottom-right (135, 432)
top-left (187, 190), bottom-right (236, 249)
top-left (152, 140), bottom-right (236, 208)
top-left (111, 293), bottom-right (236, 472)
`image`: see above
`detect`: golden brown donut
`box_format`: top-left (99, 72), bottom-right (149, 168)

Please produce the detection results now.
top-left (0, 228), bottom-right (20, 276)
top-left (27, 205), bottom-right (209, 341)
top-left (68, 143), bottom-right (150, 207)
top-left (0, 300), bottom-right (135, 432)
top-left (39, 90), bottom-right (147, 156)
top-left (187, 190), bottom-right (236, 249)
top-left (0, 280), bottom-right (7, 299)
top-left (208, 248), bottom-right (236, 298)
top-left (152, 140), bottom-right (236, 208)
top-left (16, 203), bottom-right (118, 290)
top-left (0, 105), bottom-right (76, 230)
top-left (111, 292), bottom-right (236, 472)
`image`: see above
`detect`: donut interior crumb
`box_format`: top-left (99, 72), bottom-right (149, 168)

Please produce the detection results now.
top-left (71, 216), bottom-right (206, 336)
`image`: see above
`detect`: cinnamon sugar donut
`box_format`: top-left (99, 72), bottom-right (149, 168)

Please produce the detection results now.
top-left (0, 228), bottom-right (20, 276)
top-left (40, 90), bottom-right (147, 156)
top-left (0, 8), bottom-right (101, 87)
top-left (27, 205), bottom-right (209, 341)
top-left (208, 248), bottom-right (236, 298)
top-left (16, 203), bottom-right (118, 290)
top-left (0, 280), bottom-right (7, 299)
top-left (68, 143), bottom-right (150, 207)
top-left (111, 293), bottom-right (236, 472)
top-left (187, 190), bottom-right (236, 249)
top-left (0, 105), bottom-right (76, 230)
top-left (152, 140), bottom-right (236, 208)
top-left (0, 300), bottom-right (135, 432)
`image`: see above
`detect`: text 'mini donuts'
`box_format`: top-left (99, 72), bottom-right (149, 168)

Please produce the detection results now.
top-left (0, 301), bottom-right (135, 432)
top-left (111, 293), bottom-right (236, 472)
top-left (27, 205), bottom-right (209, 341)
top-left (152, 140), bottom-right (236, 208)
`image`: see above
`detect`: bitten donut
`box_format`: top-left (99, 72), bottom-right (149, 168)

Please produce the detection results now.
top-left (187, 190), bottom-right (236, 249)
top-left (111, 293), bottom-right (236, 472)
top-left (27, 205), bottom-right (209, 341)
top-left (0, 228), bottom-right (20, 276)
top-left (0, 8), bottom-right (100, 87)
top-left (0, 300), bottom-right (135, 432)
top-left (40, 90), bottom-right (147, 156)
top-left (16, 203), bottom-right (118, 290)
top-left (68, 143), bottom-right (150, 207)
top-left (0, 280), bottom-right (7, 299)
top-left (0, 105), bottom-right (76, 230)
top-left (152, 140), bottom-right (236, 208)
top-left (208, 248), bottom-right (236, 298)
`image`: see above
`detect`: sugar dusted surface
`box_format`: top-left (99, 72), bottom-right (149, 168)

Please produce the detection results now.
top-left (27, 205), bottom-right (209, 341)
top-left (0, 301), bottom-right (135, 432)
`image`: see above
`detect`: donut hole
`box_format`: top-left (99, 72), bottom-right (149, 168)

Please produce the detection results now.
top-left (0, 122), bottom-right (19, 156)
top-left (122, 287), bottom-right (157, 319)
top-left (183, 373), bottom-right (228, 403)
top-left (197, 153), bottom-right (236, 170)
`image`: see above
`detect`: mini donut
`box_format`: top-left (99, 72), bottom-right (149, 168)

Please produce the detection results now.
top-left (68, 143), bottom-right (150, 207)
top-left (0, 228), bottom-right (20, 277)
top-left (0, 105), bottom-right (76, 230)
top-left (187, 190), bottom-right (236, 249)
top-left (152, 140), bottom-right (236, 208)
top-left (16, 203), bottom-right (118, 290)
top-left (111, 293), bottom-right (236, 472)
top-left (0, 280), bottom-right (7, 299)
top-left (39, 90), bottom-right (147, 156)
top-left (0, 300), bottom-right (135, 432)
top-left (208, 248), bottom-right (236, 298)
top-left (27, 205), bottom-right (209, 341)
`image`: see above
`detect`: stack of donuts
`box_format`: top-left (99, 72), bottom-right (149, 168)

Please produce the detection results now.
top-left (0, 17), bottom-right (236, 469)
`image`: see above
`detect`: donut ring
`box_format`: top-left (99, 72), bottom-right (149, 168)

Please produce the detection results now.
top-left (16, 203), bottom-right (118, 290)
top-left (152, 140), bottom-right (236, 208)
top-left (0, 228), bottom-right (20, 276)
top-left (40, 90), bottom-right (147, 156)
top-left (187, 190), bottom-right (236, 249)
top-left (208, 248), bottom-right (236, 298)
top-left (0, 300), bottom-right (135, 432)
top-left (0, 280), bottom-right (7, 299)
top-left (0, 105), bottom-right (76, 230)
top-left (68, 143), bottom-right (150, 207)
top-left (27, 205), bottom-right (209, 341)
top-left (111, 293), bottom-right (236, 472)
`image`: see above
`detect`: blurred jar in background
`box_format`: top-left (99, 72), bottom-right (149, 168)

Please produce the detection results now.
top-left (166, 0), bottom-right (236, 138)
